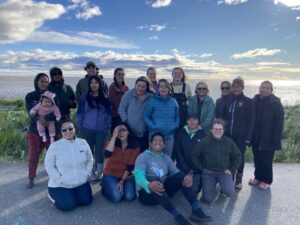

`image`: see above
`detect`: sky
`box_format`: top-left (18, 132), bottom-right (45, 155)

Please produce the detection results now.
top-left (0, 0), bottom-right (299, 79)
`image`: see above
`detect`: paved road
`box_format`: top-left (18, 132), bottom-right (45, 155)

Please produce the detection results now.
top-left (0, 163), bottom-right (299, 225)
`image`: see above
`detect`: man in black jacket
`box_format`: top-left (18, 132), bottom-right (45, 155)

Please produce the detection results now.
top-left (223, 77), bottom-right (254, 189)
top-left (174, 113), bottom-right (206, 195)
top-left (249, 81), bottom-right (284, 190)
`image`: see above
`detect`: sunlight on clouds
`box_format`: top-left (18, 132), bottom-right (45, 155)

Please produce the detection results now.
top-left (0, 0), bottom-right (65, 44)
top-left (151, 0), bottom-right (172, 8)
top-left (217, 0), bottom-right (248, 5)
top-left (256, 61), bottom-right (290, 66)
top-left (68, 0), bottom-right (102, 20)
top-left (274, 0), bottom-right (300, 8)
top-left (231, 48), bottom-right (282, 59)
top-left (137, 24), bottom-right (167, 32)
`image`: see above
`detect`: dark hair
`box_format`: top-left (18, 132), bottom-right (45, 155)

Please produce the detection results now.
top-left (158, 79), bottom-right (171, 91)
top-left (135, 76), bottom-right (152, 93)
top-left (149, 132), bottom-right (165, 143)
top-left (115, 122), bottom-right (138, 148)
top-left (220, 81), bottom-right (231, 88)
top-left (260, 80), bottom-right (273, 91)
top-left (146, 67), bottom-right (156, 76)
top-left (86, 75), bottom-right (111, 111)
top-left (49, 67), bottom-right (63, 78)
top-left (211, 118), bottom-right (226, 129)
top-left (34, 73), bottom-right (49, 91)
top-left (60, 119), bottom-right (75, 131)
top-left (172, 67), bottom-right (186, 82)
top-left (113, 68), bottom-right (125, 88)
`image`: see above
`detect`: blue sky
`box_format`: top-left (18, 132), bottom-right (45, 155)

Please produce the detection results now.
top-left (0, 0), bottom-right (299, 79)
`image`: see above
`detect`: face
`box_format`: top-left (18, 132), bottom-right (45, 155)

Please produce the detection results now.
top-left (196, 83), bottom-right (208, 97)
top-left (232, 83), bottom-right (243, 95)
top-left (41, 97), bottom-right (53, 108)
top-left (61, 122), bottom-right (75, 140)
top-left (158, 81), bottom-right (169, 97)
top-left (259, 82), bottom-right (272, 98)
top-left (211, 123), bottom-right (224, 139)
top-left (172, 69), bottom-right (183, 83)
top-left (147, 69), bottom-right (157, 82)
top-left (115, 70), bottom-right (125, 83)
top-left (117, 125), bottom-right (129, 141)
top-left (149, 135), bottom-right (165, 153)
top-left (86, 66), bottom-right (97, 76)
top-left (220, 83), bottom-right (231, 96)
top-left (90, 79), bottom-right (100, 93)
top-left (135, 81), bottom-right (147, 96)
top-left (37, 76), bottom-right (49, 91)
top-left (187, 117), bottom-right (199, 130)
top-left (52, 73), bottom-right (63, 82)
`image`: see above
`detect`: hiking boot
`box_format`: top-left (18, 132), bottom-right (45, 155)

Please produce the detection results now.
top-left (175, 214), bottom-right (192, 225)
top-left (26, 178), bottom-right (34, 189)
top-left (190, 208), bottom-right (212, 222)
top-left (235, 174), bottom-right (243, 189)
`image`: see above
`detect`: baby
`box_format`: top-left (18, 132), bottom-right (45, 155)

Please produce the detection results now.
top-left (30, 91), bottom-right (61, 143)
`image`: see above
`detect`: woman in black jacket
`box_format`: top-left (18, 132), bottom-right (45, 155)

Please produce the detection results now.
top-left (249, 81), bottom-right (284, 190)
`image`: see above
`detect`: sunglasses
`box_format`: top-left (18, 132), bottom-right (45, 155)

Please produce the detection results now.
top-left (197, 87), bottom-right (207, 91)
top-left (61, 127), bottom-right (74, 133)
top-left (221, 87), bottom-right (230, 90)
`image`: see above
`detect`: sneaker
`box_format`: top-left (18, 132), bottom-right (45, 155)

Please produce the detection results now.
top-left (175, 214), bottom-right (192, 225)
top-left (257, 182), bottom-right (270, 190)
top-left (235, 174), bottom-right (243, 189)
top-left (190, 208), bottom-right (212, 222)
top-left (248, 178), bottom-right (260, 186)
top-left (26, 178), bottom-right (34, 189)
top-left (47, 193), bottom-right (55, 204)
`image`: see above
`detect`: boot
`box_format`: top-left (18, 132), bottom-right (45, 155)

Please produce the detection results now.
top-left (235, 173), bottom-right (243, 189)
top-left (190, 208), bottom-right (212, 222)
top-left (97, 163), bottom-right (104, 181)
top-left (26, 178), bottom-right (34, 189)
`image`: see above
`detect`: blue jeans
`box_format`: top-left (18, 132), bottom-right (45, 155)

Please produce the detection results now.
top-left (82, 128), bottom-right (108, 164)
top-left (48, 182), bottom-right (93, 211)
top-left (102, 174), bottom-right (136, 202)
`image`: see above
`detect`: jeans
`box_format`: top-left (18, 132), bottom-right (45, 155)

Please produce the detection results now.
top-left (102, 174), bottom-right (136, 202)
top-left (233, 138), bottom-right (247, 174)
top-left (201, 170), bottom-right (235, 203)
top-left (82, 128), bottom-right (108, 164)
top-left (164, 135), bottom-right (174, 157)
top-left (48, 182), bottom-right (93, 211)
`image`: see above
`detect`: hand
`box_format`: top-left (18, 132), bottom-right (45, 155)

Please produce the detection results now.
top-left (183, 174), bottom-right (193, 187)
top-left (116, 180), bottom-right (124, 195)
top-left (38, 116), bottom-right (47, 127)
top-left (224, 169), bottom-right (232, 175)
top-left (112, 126), bottom-right (121, 138)
top-left (30, 111), bottom-right (36, 116)
top-left (148, 181), bottom-right (164, 195)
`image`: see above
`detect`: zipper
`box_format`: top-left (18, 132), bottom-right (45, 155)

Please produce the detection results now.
top-left (71, 141), bottom-right (79, 185)
top-left (230, 99), bottom-right (236, 136)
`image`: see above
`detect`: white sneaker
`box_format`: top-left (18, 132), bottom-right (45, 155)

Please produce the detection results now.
top-left (47, 193), bottom-right (55, 204)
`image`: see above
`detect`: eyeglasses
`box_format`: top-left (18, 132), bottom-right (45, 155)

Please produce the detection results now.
top-left (197, 87), bottom-right (207, 91)
top-left (61, 127), bottom-right (74, 132)
top-left (221, 87), bottom-right (230, 90)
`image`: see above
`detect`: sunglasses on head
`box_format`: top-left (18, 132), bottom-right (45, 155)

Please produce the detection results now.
top-left (197, 87), bottom-right (207, 90)
top-left (221, 86), bottom-right (230, 90)
top-left (61, 127), bottom-right (74, 133)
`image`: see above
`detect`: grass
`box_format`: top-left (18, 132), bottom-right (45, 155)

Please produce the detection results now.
top-left (0, 99), bottom-right (299, 163)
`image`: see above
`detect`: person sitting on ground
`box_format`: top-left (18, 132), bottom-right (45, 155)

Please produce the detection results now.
top-left (102, 123), bottom-right (140, 202)
top-left (191, 119), bottom-right (241, 204)
top-left (44, 120), bottom-right (94, 211)
top-left (30, 91), bottom-right (61, 143)
top-left (134, 132), bottom-right (211, 225)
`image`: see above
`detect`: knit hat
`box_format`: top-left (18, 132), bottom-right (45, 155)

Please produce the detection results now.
top-left (85, 61), bottom-right (98, 70)
top-left (40, 91), bottom-right (56, 105)
top-left (232, 77), bottom-right (244, 89)
top-left (49, 67), bottom-right (63, 77)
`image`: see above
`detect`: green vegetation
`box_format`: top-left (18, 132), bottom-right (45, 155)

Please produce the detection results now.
top-left (0, 99), bottom-right (300, 163)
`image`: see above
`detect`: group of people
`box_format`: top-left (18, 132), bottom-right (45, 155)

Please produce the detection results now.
top-left (25, 61), bottom-right (284, 225)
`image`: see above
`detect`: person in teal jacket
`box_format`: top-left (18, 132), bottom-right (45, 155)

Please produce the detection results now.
top-left (143, 79), bottom-right (179, 157)
top-left (188, 81), bottom-right (215, 133)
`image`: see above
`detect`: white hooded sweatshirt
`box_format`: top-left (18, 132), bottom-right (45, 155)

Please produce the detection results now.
top-left (45, 137), bottom-right (93, 188)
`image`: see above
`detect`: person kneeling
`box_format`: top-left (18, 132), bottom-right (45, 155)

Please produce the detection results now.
top-left (134, 132), bottom-right (211, 225)
top-left (44, 120), bottom-right (93, 211)
top-left (192, 119), bottom-right (242, 204)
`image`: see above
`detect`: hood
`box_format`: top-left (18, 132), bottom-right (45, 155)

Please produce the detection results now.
top-left (34, 73), bottom-right (49, 92)
top-left (40, 91), bottom-right (56, 105)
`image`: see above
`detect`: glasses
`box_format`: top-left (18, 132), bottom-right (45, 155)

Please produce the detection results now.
top-left (61, 127), bottom-right (74, 133)
top-left (197, 87), bottom-right (207, 91)
top-left (221, 86), bottom-right (230, 90)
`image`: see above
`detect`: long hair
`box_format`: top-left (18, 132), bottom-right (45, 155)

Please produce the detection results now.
top-left (86, 75), bottom-right (111, 112)
top-left (113, 68), bottom-right (125, 89)
top-left (135, 76), bottom-right (152, 93)
top-left (172, 67), bottom-right (186, 83)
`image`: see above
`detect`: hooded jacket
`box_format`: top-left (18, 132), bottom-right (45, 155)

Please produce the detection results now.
top-left (44, 137), bottom-right (93, 188)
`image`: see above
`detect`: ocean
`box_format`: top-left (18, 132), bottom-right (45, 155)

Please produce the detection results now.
top-left (0, 75), bottom-right (300, 106)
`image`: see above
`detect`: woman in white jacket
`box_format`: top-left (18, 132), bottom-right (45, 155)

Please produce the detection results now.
top-left (45, 120), bottom-right (94, 211)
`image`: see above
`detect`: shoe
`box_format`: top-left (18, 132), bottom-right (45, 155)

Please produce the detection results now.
top-left (26, 178), bottom-right (34, 189)
top-left (235, 173), bottom-right (243, 189)
top-left (257, 182), bottom-right (270, 190)
top-left (175, 214), bottom-right (192, 225)
top-left (190, 208), bottom-right (212, 222)
top-left (248, 178), bottom-right (260, 186)
top-left (47, 193), bottom-right (55, 204)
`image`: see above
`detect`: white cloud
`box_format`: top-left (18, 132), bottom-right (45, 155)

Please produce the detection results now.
top-left (199, 53), bottom-right (213, 58)
top-left (217, 0), bottom-right (248, 5)
top-left (296, 16), bottom-right (300, 20)
top-left (27, 31), bottom-right (137, 49)
top-left (137, 24), bottom-right (167, 32)
top-left (256, 61), bottom-right (290, 66)
top-left (148, 36), bottom-right (159, 41)
top-left (274, 0), bottom-right (300, 8)
top-left (68, 0), bottom-right (101, 20)
top-left (231, 48), bottom-right (282, 59)
top-left (0, 0), bottom-right (65, 44)
top-left (151, 0), bottom-right (172, 8)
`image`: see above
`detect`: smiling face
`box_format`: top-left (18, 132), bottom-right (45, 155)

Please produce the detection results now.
top-left (86, 66), bottom-right (97, 76)
top-left (89, 78), bottom-right (100, 93)
top-left (149, 135), bottom-right (165, 153)
top-left (147, 68), bottom-right (157, 82)
top-left (115, 69), bottom-right (125, 83)
top-left (41, 97), bottom-right (53, 108)
top-left (61, 122), bottom-right (76, 140)
top-left (158, 81), bottom-right (170, 97)
top-left (37, 75), bottom-right (49, 91)
top-left (172, 68), bottom-right (184, 83)
top-left (117, 125), bottom-right (129, 142)
top-left (135, 81), bottom-right (147, 96)
top-left (220, 82), bottom-right (231, 96)
top-left (187, 117), bottom-right (199, 130)
top-left (211, 123), bottom-right (224, 139)
top-left (232, 83), bottom-right (243, 95)
top-left (259, 82), bottom-right (273, 98)
top-left (196, 82), bottom-right (208, 98)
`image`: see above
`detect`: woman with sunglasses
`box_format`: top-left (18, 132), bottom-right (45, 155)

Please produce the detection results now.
top-left (101, 122), bottom-right (140, 202)
top-left (45, 120), bottom-right (94, 211)
top-left (77, 75), bottom-right (111, 181)
top-left (215, 81), bottom-right (233, 120)
top-left (188, 81), bottom-right (215, 133)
